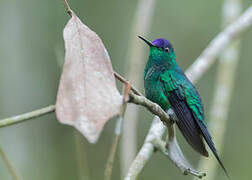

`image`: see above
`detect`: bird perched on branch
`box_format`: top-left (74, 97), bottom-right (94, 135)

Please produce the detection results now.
top-left (139, 36), bottom-right (228, 177)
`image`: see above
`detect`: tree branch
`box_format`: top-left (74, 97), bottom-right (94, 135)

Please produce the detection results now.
top-left (114, 72), bottom-right (142, 96)
top-left (0, 105), bottom-right (55, 128)
top-left (152, 133), bottom-right (206, 178)
top-left (124, 116), bottom-right (165, 180)
top-left (62, 0), bottom-right (72, 16)
top-left (128, 92), bottom-right (171, 126)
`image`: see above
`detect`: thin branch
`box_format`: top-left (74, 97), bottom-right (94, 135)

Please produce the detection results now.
top-left (129, 92), bottom-right (171, 126)
top-left (152, 135), bottom-right (206, 179)
top-left (104, 134), bottom-right (120, 180)
top-left (62, 0), bottom-right (72, 16)
top-left (124, 117), bottom-right (165, 180)
top-left (0, 146), bottom-right (19, 180)
top-left (104, 83), bottom-right (131, 180)
top-left (0, 105), bottom-right (55, 128)
top-left (114, 72), bottom-right (142, 96)
top-left (186, 5), bottom-right (252, 82)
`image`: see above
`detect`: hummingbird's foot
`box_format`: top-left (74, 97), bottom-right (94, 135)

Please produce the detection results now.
top-left (167, 109), bottom-right (178, 124)
top-left (184, 168), bottom-right (206, 179)
top-left (170, 118), bottom-right (176, 125)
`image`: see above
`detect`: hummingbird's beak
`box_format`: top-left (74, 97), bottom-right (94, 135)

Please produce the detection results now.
top-left (138, 36), bottom-right (153, 47)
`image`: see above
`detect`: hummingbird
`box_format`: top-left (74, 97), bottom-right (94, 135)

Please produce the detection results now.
top-left (138, 36), bottom-right (228, 177)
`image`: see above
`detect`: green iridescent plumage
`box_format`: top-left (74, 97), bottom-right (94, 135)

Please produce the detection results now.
top-left (139, 36), bottom-right (228, 177)
top-left (144, 41), bottom-right (205, 124)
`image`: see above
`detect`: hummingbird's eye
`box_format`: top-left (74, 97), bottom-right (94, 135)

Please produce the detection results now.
top-left (164, 47), bottom-right (169, 53)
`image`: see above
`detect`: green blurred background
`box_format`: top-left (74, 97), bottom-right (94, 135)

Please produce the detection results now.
top-left (0, 0), bottom-right (251, 180)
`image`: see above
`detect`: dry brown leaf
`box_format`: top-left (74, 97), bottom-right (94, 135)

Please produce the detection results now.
top-left (56, 12), bottom-right (122, 143)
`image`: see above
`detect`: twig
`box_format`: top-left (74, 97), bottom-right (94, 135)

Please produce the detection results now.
top-left (194, 0), bottom-right (242, 179)
top-left (128, 92), bottom-right (171, 126)
top-left (114, 72), bottom-right (142, 96)
top-left (104, 83), bottom-right (131, 180)
top-left (62, 0), bottom-right (72, 16)
top-left (124, 116), bottom-right (165, 180)
top-left (0, 146), bottom-right (19, 180)
top-left (0, 105), bottom-right (55, 128)
top-left (104, 133), bottom-right (120, 180)
top-left (152, 135), bottom-right (206, 179)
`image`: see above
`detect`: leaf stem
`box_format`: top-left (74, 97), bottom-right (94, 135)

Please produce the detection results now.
top-left (62, 0), bottom-right (73, 16)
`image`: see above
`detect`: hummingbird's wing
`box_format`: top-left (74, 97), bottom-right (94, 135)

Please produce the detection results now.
top-left (160, 72), bottom-right (208, 156)
top-left (160, 71), bottom-right (228, 177)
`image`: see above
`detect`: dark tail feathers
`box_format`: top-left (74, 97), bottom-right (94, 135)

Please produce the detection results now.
top-left (196, 121), bottom-right (230, 179)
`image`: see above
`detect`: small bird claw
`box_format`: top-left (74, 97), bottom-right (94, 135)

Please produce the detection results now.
top-left (167, 109), bottom-right (178, 124)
